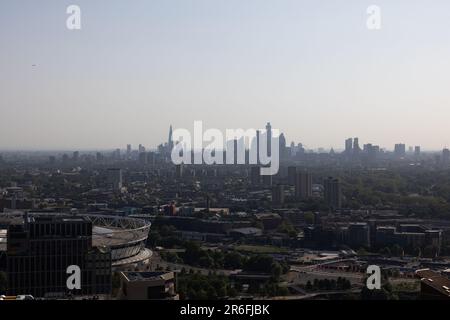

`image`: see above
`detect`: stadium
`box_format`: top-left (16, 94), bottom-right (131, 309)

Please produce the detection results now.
top-left (0, 212), bottom-right (152, 269)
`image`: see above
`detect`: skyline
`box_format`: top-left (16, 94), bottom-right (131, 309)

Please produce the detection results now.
top-left (0, 123), bottom-right (448, 153)
top-left (2, 1), bottom-right (450, 150)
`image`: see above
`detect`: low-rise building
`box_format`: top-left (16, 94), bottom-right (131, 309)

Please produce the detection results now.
top-left (119, 271), bottom-right (178, 300)
top-left (416, 269), bottom-right (450, 300)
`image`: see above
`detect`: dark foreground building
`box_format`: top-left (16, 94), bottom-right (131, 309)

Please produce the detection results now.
top-left (416, 269), bottom-right (450, 300)
top-left (6, 215), bottom-right (111, 297)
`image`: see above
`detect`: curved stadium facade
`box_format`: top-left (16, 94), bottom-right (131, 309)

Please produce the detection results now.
top-left (0, 212), bottom-right (152, 269)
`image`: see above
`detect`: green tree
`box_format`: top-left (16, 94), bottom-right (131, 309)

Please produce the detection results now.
top-left (224, 251), bottom-right (244, 269)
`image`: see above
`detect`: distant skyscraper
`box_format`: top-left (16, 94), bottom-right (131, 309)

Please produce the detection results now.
top-left (290, 141), bottom-right (296, 157)
top-left (287, 166), bottom-right (297, 185)
top-left (279, 133), bottom-right (287, 160)
top-left (295, 171), bottom-right (312, 200)
top-left (345, 138), bottom-right (353, 154)
top-left (126, 144), bottom-right (132, 160)
top-left (256, 130), bottom-right (261, 164)
top-left (272, 184), bottom-right (285, 205)
top-left (324, 177), bottom-right (342, 210)
top-left (168, 125), bottom-right (174, 151)
top-left (353, 137), bottom-right (361, 154)
top-left (73, 151), bottom-right (79, 162)
top-left (297, 143), bottom-right (305, 155)
top-left (414, 146), bottom-right (421, 157)
top-left (147, 152), bottom-right (156, 166)
top-left (107, 168), bottom-right (123, 191)
top-left (113, 148), bottom-right (121, 160)
top-left (262, 174), bottom-right (272, 187)
top-left (394, 144), bottom-right (406, 158)
top-left (443, 148), bottom-right (450, 165)
top-left (138, 152), bottom-right (148, 164)
top-left (363, 144), bottom-right (379, 161)
top-left (176, 164), bottom-right (184, 179)
top-left (250, 166), bottom-right (261, 185)
top-left (266, 122), bottom-right (272, 157)
top-left (96, 152), bottom-right (103, 162)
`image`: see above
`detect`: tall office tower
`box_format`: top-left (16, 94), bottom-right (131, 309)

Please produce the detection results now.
top-left (297, 143), bottom-right (305, 155)
top-left (7, 215), bottom-right (111, 297)
top-left (250, 166), bottom-right (261, 185)
top-left (262, 173), bottom-right (272, 187)
top-left (278, 133), bottom-right (287, 160)
top-left (107, 168), bottom-right (123, 191)
top-left (408, 146), bottom-right (414, 154)
top-left (138, 144), bottom-right (146, 153)
top-left (295, 171), bottom-right (312, 200)
top-left (126, 144), bottom-right (132, 160)
top-left (394, 143), bottom-right (406, 157)
top-left (353, 137), bottom-right (361, 154)
top-left (290, 141), bottom-right (296, 157)
top-left (138, 152), bottom-right (148, 164)
top-left (175, 164), bottom-right (184, 179)
top-left (266, 122), bottom-right (272, 157)
top-left (168, 125), bottom-right (174, 151)
top-left (348, 222), bottom-right (370, 248)
top-left (363, 143), bottom-right (378, 161)
top-left (272, 184), bottom-right (285, 205)
top-left (236, 136), bottom-right (246, 164)
top-left (113, 148), bottom-right (121, 160)
top-left (147, 152), bottom-right (156, 166)
top-left (443, 148), bottom-right (450, 165)
top-left (233, 138), bottom-right (239, 164)
top-left (345, 138), bottom-right (353, 154)
top-left (256, 130), bottom-right (261, 164)
top-left (62, 154), bottom-right (69, 163)
top-left (287, 166), bottom-right (298, 185)
top-left (324, 177), bottom-right (342, 210)
top-left (72, 151), bottom-right (79, 162)
top-left (414, 146), bottom-right (421, 157)
top-left (96, 152), bottom-right (104, 162)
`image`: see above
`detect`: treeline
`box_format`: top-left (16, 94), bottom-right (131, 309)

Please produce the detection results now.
top-left (340, 169), bottom-right (450, 219)
top-left (161, 241), bottom-right (289, 279)
top-left (177, 271), bottom-right (289, 300)
top-left (305, 277), bottom-right (351, 291)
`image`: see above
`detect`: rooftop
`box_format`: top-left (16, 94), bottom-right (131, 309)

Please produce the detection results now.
top-left (122, 271), bottom-right (173, 282)
top-left (416, 269), bottom-right (450, 298)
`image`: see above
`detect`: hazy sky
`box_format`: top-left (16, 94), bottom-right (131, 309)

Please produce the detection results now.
top-left (1, 0), bottom-right (450, 151)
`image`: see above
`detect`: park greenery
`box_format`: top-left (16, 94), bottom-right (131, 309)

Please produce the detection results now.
top-left (160, 241), bottom-right (289, 279)
top-left (177, 270), bottom-right (289, 299)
